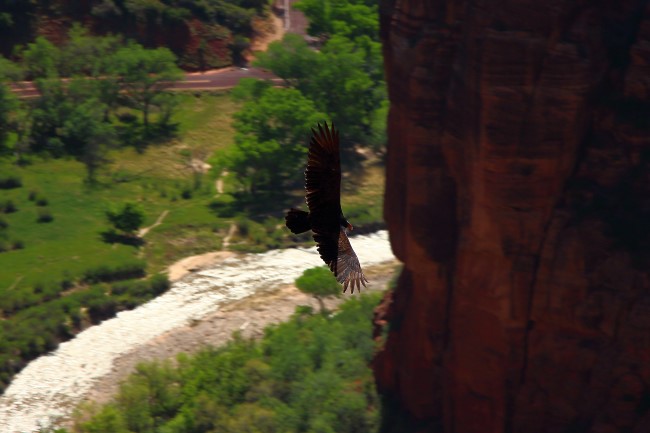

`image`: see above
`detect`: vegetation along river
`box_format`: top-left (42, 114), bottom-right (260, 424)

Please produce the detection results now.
top-left (0, 230), bottom-right (395, 433)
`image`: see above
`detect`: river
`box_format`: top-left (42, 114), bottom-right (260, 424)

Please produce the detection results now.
top-left (0, 230), bottom-right (394, 433)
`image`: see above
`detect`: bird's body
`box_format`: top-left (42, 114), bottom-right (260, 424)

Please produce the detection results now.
top-left (285, 122), bottom-right (368, 293)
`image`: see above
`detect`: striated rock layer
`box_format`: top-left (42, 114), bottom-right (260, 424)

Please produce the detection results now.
top-left (374, 1), bottom-right (650, 432)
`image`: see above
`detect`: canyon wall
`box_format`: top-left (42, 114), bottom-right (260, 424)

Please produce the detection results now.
top-left (374, 1), bottom-right (650, 432)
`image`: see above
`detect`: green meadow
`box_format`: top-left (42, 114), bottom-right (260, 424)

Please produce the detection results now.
top-left (0, 93), bottom-right (240, 292)
top-left (0, 90), bottom-right (385, 292)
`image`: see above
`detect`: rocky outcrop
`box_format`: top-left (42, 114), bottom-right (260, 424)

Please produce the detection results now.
top-left (0, 0), bottom-right (252, 70)
top-left (374, 1), bottom-right (650, 432)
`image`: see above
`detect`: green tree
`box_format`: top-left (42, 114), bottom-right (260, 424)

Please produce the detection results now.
top-left (0, 56), bottom-right (21, 153)
top-left (255, 34), bottom-right (385, 147)
top-left (295, 0), bottom-right (379, 42)
top-left (312, 35), bottom-right (384, 144)
top-left (29, 78), bottom-right (70, 155)
top-left (105, 202), bottom-right (145, 237)
top-left (224, 85), bottom-right (324, 196)
top-left (111, 43), bottom-right (183, 130)
top-left (21, 36), bottom-right (60, 79)
top-left (61, 98), bottom-right (117, 183)
top-left (60, 24), bottom-right (122, 77)
top-left (77, 405), bottom-right (130, 433)
top-left (295, 266), bottom-right (341, 313)
top-left (254, 33), bottom-right (320, 88)
top-left (60, 25), bottom-right (122, 120)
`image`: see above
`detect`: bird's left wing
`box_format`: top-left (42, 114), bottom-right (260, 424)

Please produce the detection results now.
top-left (332, 228), bottom-right (368, 293)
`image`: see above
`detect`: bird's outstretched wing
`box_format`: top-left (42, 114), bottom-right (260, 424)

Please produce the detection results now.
top-left (305, 123), bottom-right (367, 292)
top-left (333, 228), bottom-right (368, 293)
top-left (313, 229), bottom-right (368, 293)
top-left (305, 122), bottom-right (342, 272)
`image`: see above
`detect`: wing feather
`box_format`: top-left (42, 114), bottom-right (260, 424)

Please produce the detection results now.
top-left (333, 229), bottom-right (368, 293)
top-left (305, 122), bottom-right (341, 267)
top-left (303, 123), bottom-right (367, 292)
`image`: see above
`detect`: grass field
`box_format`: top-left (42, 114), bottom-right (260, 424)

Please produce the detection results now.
top-left (0, 90), bottom-right (385, 293)
top-left (0, 93), bottom-right (240, 292)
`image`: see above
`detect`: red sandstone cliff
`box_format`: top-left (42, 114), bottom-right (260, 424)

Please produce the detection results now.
top-left (374, 1), bottom-right (650, 432)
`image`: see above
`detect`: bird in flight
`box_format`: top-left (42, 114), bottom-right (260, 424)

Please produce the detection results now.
top-left (285, 122), bottom-right (368, 293)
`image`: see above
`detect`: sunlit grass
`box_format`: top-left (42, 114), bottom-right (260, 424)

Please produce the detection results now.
top-left (0, 93), bottom-right (241, 292)
top-left (0, 91), bottom-right (385, 294)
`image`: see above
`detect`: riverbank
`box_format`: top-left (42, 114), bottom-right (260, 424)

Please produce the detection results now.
top-left (82, 259), bottom-right (398, 412)
top-left (0, 231), bottom-right (396, 433)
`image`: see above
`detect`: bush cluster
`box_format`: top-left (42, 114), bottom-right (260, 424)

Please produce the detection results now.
top-left (0, 199), bottom-right (17, 213)
top-left (36, 209), bottom-right (53, 223)
top-left (74, 293), bottom-right (383, 433)
top-left (0, 269), bottom-right (171, 393)
top-left (0, 174), bottom-right (22, 189)
top-left (83, 261), bottom-right (146, 283)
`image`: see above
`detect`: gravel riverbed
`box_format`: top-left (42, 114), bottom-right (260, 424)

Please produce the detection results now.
top-left (0, 231), bottom-right (395, 433)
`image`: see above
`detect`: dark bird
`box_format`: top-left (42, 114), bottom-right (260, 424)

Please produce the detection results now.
top-left (285, 122), bottom-right (368, 293)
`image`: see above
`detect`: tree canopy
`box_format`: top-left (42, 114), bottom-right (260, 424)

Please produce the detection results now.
top-left (112, 43), bottom-right (183, 129)
top-left (294, 0), bottom-right (380, 42)
top-left (254, 34), bottom-right (386, 154)
top-left (223, 82), bottom-right (325, 196)
top-left (73, 293), bottom-right (382, 433)
top-left (2, 26), bottom-right (183, 181)
top-left (106, 202), bottom-right (146, 236)
top-left (295, 266), bottom-right (341, 312)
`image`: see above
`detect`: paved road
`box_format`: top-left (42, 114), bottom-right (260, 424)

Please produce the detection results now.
top-left (179, 67), bottom-right (282, 90)
top-left (9, 0), bottom-right (308, 99)
top-left (9, 67), bottom-right (282, 98)
top-left (279, 0), bottom-right (309, 35)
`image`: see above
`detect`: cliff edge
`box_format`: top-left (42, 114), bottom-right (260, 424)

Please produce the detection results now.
top-left (374, 1), bottom-right (650, 432)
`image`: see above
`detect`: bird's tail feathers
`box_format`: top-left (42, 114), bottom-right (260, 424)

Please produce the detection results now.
top-left (285, 208), bottom-right (310, 234)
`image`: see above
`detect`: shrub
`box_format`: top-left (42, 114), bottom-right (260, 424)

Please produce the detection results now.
top-left (295, 266), bottom-right (341, 313)
top-left (149, 274), bottom-right (170, 295)
top-left (87, 296), bottom-right (118, 324)
top-left (105, 202), bottom-right (145, 236)
top-left (2, 200), bottom-right (17, 213)
top-left (111, 279), bottom-right (150, 296)
top-left (60, 274), bottom-right (74, 290)
top-left (208, 194), bottom-right (237, 217)
top-left (11, 239), bottom-right (24, 250)
top-left (0, 174), bottom-right (22, 189)
top-left (35, 197), bottom-right (49, 206)
top-left (28, 190), bottom-right (38, 201)
top-left (0, 217), bottom-right (7, 229)
top-left (37, 209), bottom-right (54, 223)
top-left (83, 261), bottom-right (146, 283)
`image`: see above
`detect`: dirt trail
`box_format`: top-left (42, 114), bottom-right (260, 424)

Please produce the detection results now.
top-left (249, 13), bottom-right (285, 56)
top-left (222, 223), bottom-right (237, 249)
top-left (215, 170), bottom-right (228, 194)
top-left (138, 210), bottom-right (169, 237)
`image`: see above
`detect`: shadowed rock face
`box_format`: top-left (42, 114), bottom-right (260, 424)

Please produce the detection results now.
top-left (374, 1), bottom-right (650, 432)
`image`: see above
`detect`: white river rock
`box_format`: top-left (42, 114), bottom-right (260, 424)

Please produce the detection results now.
top-left (0, 230), bottom-right (394, 433)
